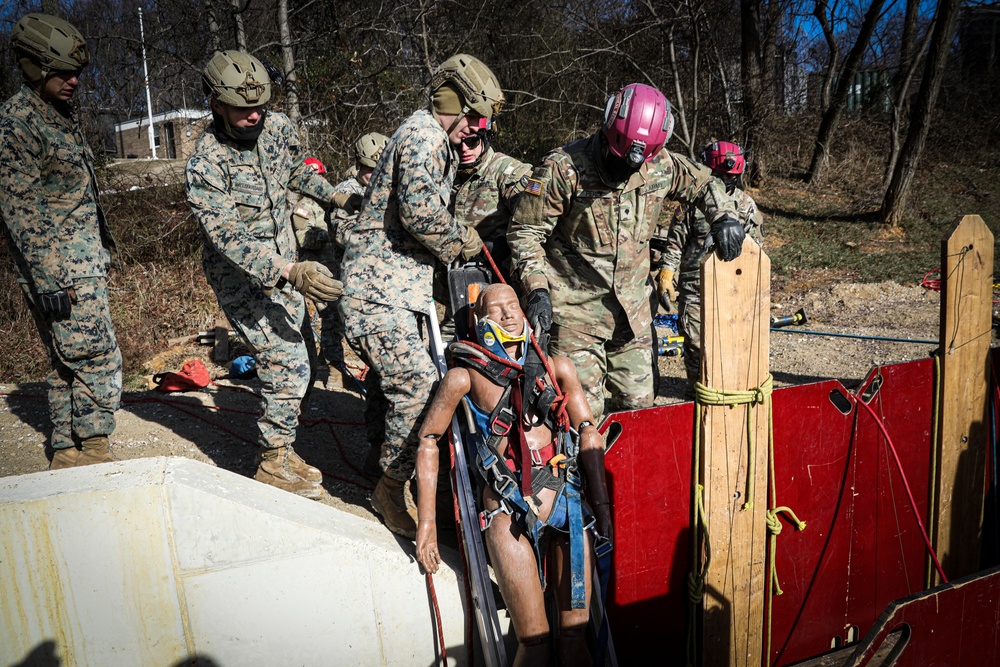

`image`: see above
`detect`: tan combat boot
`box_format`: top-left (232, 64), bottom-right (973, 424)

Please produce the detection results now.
top-left (285, 446), bottom-right (322, 483)
top-left (77, 436), bottom-right (114, 466)
top-left (255, 446), bottom-right (322, 499)
top-left (49, 446), bottom-right (80, 470)
top-left (371, 475), bottom-right (418, 539)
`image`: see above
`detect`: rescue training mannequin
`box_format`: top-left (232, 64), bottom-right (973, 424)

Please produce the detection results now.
top-left (415, 283), bottom-right (613, 666)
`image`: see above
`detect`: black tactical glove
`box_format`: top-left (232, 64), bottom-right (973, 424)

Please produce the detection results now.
top-left (711, 215), bottom-right (745, 262)
top-left (37, 288), bottom-right (73, 318)
top-left (524, 288), bottom-right (553, 334)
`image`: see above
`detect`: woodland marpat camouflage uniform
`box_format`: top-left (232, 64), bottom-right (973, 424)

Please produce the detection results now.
top-left (329, 174), bottom-right (387, 453)
top-left (186, 111), bottom-right (336, 450)
top-left (452, 146), bottom-right (531, 273)
top-left (339, 109), bottom-right (468, 481)
top-left (290, 192), bottom-right (346, 366)
top-left (509, 135), bottom-right (739, 420)
top-left (659, 187), bottom-right (763, 383)
top-left (0, 84), bottom-right (122, 451)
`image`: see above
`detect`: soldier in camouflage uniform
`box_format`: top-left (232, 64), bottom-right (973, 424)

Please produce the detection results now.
top-left (509, 83), bottom-right (745, 422)
top-left (186, 50), bottom-right (358, 499)
top-left (339, 54), bottom-right (502, 538)
top-left (656, 141), bottom-right (763, 387)
top-left (0, 14), bottom-right (121, 470)
top-left (333, 132), bottom-right (390, 473)
top-left (451, 130), bottom-right (532, 278)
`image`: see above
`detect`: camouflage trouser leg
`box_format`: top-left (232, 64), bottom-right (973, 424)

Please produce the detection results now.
top-left (24, 277), bottom-right (122, 449)
top-left (345, 336), bottom-right (388, 451)
top-left (319, 304), bottom-right (346, 365)
top-left (550, 322), bottom-right (655, 423)
top-left (677, 274), bottom-right (701, 386)
top-left (218, 284), bottom-right (311, 449)
top-left (347, 309), bottom-right (438, 482)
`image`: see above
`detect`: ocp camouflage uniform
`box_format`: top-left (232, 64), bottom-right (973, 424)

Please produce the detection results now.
top-left (186, 111), bottom-right (336, 450)
top-left (660, 188), bottom-right (762, 383)
top-left (509, 135), bottom-right (739, 421)
top-left (339, 109), bottom-right (468, 481)
top-left (452, 146), bottom-right (532, 276)
top-left (0, 84), bottom-right (122, 451)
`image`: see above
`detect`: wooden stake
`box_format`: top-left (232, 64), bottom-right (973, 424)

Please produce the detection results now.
top-left (933, 214), bottom-right (994, 582)
top-left (213, 318), bottom-right (229, 364)
top-left (699, 237), bottom-right (771, 667)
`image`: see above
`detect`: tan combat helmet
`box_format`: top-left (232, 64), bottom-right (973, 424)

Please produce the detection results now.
top-left (429, 54), bottom-right (504, 121)
top-left (354, 132), bottom-right (389, 169)
top-left (201, 50), bottom-right (271, 107)
top-left (11, 13), bottom-right (90, 81)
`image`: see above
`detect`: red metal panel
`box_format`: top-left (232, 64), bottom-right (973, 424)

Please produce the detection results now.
top-left (846, 566), bottom-right (1000, 666)
top-left (602, 357), bottom-right (937, 666)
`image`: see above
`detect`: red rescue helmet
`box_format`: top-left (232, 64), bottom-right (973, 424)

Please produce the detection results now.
top-left (304, 157), bottom-right (326, 174)
top-left (602, 83), bottom-right (674, 168)
top-left (702, 141), bottom-right (745, 175)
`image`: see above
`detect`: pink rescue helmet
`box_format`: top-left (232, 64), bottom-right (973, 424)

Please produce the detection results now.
top-left (702, 141), bottom-right (745, 175)
top-left (602, 83), bottom-right (674, 168)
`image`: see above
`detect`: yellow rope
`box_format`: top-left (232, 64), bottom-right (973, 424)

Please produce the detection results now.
top-left (694, 374), bottom-right (774, 510)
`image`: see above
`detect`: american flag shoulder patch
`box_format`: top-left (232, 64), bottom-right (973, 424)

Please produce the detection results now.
top-left (524, 178), bottom-right (543, 196)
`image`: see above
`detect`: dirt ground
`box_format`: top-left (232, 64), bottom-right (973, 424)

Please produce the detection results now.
top-left (0, 277), bottom-right (976, 530)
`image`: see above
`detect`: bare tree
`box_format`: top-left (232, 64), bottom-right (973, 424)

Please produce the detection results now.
top-left (276, 0), bottom-right (301, 137)
top-left (880, 0), bottom-right (962, 226)
top-left (806, 0), bottom-right (887, 184)
top-left (741, 0), bottom-right (767, 185)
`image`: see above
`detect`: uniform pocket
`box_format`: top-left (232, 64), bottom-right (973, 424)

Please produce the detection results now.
top-left (51, 282), bottom-right (118, 362)
top-left (563, 196), bottom-right (613, 248)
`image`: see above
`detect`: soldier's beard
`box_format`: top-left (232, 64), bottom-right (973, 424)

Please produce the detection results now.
top-left (213, 108), bottom-right (267, 146)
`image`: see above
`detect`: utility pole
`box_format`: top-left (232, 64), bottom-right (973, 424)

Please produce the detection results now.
top-left (138, 6), bottom-right (157, 159)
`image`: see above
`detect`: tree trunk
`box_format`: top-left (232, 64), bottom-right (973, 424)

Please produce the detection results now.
top-left (204, 0), bottom-right (221, 53)
top-left (882, 0), bottom-right (932, 191)
top-left (881, 0), bottom-right (961, 227)
top-left (741, 0), bottom-right (766, 185)
top-left (230, 0), bottom-right (247, 52)
top-left (41, 0), bottom-right (60, 16)
top-left (806, 0), bottom-right (886, 184)
top-left (814, 0), bottom-right (839, 111)
top-left (277, 0), bottom-right (303, 140)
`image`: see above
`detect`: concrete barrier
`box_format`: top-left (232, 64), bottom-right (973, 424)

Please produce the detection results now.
top-left (0, 457), bottom-right (481, 666)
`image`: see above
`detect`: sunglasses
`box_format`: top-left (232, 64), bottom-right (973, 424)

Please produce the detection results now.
top-left (461, 134), bottom-right (483, 149)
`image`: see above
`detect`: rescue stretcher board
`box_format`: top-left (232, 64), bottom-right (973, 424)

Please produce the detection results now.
top-left (601, 356), bottom-right (943, 666)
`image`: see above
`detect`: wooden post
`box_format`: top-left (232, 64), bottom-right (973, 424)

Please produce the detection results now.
top-left (933, 215), bottom-right (994, 582)
top-left (699, 237), bottom-right (771, 667)
top-left (213, 318), bottom-right (229, 364)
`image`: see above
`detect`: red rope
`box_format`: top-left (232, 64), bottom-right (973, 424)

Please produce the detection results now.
top-left (854, 395), bottom-right (949, 583)
top-left (921, 268), bottom-right (942, 292)
top-left (426, 573), bottom-right (448, 665)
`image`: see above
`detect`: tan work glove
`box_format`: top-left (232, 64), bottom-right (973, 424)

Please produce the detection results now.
top-left (332, 192), bottom-right (363, 214)
top-left (459, 226), bottom-right (484, 263)
top-left (288, 261), bottom-right (344, 304)
top-left (656, 268), bottom-right (677, 311)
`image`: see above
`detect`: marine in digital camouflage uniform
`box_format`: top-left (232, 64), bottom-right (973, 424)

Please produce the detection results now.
top-left (339, 54), bottom-right (502, 538)
top-left (332, 132), bottom-right (389, 472)
top-left (186, 50), bottom-right (354, 499)
top-left (288, 158), bottom-right (345, 372)
top-left (657, 140), bottom-right (763, 386)
top-left (0, 13), bottom-right (121, 470)
top-left (509, 83), bottom-right (745, 422)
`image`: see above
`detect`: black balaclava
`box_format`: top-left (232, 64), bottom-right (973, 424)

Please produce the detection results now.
top-left (213, 107), bottom-right (267, 147)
